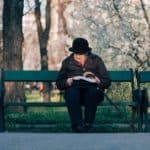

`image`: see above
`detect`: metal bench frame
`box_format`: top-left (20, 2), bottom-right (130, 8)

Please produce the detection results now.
top-left (135, 70), bottom-right (150, 131)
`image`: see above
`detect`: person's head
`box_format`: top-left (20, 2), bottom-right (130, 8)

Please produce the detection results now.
top-left (69, 37), bottom-right (91, 55)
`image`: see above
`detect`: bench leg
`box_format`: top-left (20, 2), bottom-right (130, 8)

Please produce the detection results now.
top-left (144, 108), bottom-right (148, 132)
top-left (143, 88), bottom-right (149, 132)
top-left (137, 88), bottom-right (149, 132)
top-left (137, 105), bottom-right (143, 131)
top-left (131, 108), bottom-right (137, 130)
top-left (0, 104), bottom-right (5, 132)
top-left (0, 89), bottom-right (5, 132)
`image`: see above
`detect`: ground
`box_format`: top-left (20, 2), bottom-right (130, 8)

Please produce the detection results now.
top-left (0, 133), bottom-right (150, 150)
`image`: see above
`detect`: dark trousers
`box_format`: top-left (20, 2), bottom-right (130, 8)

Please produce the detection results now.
top-left (64, 85), bottom-right (104, 128)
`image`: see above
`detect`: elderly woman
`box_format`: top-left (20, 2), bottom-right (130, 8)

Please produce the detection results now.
top-left (56, 37), bottom-right (111, 132)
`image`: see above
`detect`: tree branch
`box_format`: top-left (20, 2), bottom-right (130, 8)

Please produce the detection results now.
top-left (140, 0), bottom-right (150, 31)
top-left (43, 0), bottom-right (51, 46)
top-left (34, 0), bottom-right (43, 42)
top-left (23, 0), bottom-right (35, 16)
top-left (112, 0), bottom-right (122, 20)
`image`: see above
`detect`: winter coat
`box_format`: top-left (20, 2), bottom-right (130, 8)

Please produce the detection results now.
top-left (56, 52), bottom-right (111, 90)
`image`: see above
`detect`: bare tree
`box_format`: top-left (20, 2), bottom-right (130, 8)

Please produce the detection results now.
top-left (71, 0), bottom-right (150, 70)
top-left (3, 0), bottom-right (25, 110)
top-left (0, 0), bottom-right (3, 68)
top-left (34, 0), bottom-right (52, 102)
top-left (48, 0), bottom-right (72, 70)
top-left (140, 0), bottom-right (150, 31)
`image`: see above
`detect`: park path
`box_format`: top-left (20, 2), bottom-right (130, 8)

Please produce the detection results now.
top-left (0, 133), bottom-right (150, 150)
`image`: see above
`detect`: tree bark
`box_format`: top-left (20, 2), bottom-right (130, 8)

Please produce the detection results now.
top-left (34, 0), bottom-right (52, 102)
top-left (3, 0), bottom-right (25, 111)
top-left (0, 1), bottom-right (3, 69)
top-left (57, 0), bottom-right (69, 35)
top-left (48, 0), bottom-right (70, 69)
top-left (140, 0), bottom-right (150, 31)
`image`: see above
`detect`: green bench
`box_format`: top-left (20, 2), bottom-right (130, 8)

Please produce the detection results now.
top-left (135, 70), bottom-right (150, 131)
top-left (0, 69), bottom-right (137, 132)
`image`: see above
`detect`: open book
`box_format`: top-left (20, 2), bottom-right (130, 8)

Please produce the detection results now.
top-left (73, 76), bottom-right (96, 83)
top-left (73, 72), bottom-right (97, 83)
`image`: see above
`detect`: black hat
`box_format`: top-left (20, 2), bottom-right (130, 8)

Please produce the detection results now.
top-left (69, 37), bottom-right (91, 54)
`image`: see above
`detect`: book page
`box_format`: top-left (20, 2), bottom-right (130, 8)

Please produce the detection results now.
top-left (73, 76), bottom-right (96, 83)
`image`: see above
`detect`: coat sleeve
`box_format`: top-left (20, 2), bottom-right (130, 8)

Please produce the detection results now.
top-left (96, 57), bottom-right (111, 89)
top-left (56, 60), bottom-right (68, 90)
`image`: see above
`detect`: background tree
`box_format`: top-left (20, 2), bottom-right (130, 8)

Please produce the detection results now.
top-left (48, 0), bottom-right (71, 69)
top-left (21, 0), bottom-right (150, 72)
top-left (71, 0), bottom-right (150, 70)
top-left (0, 0), bottom-right (3, 68)
top-left (34, 0), bottom-right (52, 102)
top-left (21, 0), bottom-right (149, 71)
top-left (3, 0), bottom-right (25, 110)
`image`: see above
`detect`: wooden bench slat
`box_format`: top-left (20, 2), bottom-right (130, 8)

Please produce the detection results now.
top-left (4, 101), bottom-right (137, 107)
top-left (138, 71), bottom-right (150, 83)
top-left (4, 102), bottom-right (67, 107)
top-left (3, 70), bottom-right (58, 82)
top-left (109, 71), bottom-right (133, 82)
top-left (2, 70), bottom-right (134, 82)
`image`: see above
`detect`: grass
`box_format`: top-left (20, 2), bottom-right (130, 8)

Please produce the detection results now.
top-left (26, 91), bottom-right (43, 102)
top-left (5, 105), bottom-right (134, 132)
top-left (5, 84), bottom-right (146, 132)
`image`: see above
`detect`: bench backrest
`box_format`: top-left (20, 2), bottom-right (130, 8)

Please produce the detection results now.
top-left (136, 71), bottom-right (150, 88)
top-left (108, 70), bottom-right (134, 82)
top-left (1, 69), bottom-right (134, 84)
top-left (2, 70), bottom-right (58, 82)
top-left (136, 71), bottom-right (150, 83)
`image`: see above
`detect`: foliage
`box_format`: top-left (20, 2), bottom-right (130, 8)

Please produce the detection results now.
top-left (71, 0), bottom-right (150, 70)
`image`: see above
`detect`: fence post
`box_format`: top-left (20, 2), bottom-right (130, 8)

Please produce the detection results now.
top-left (0, 70), bottom-right (5, 132)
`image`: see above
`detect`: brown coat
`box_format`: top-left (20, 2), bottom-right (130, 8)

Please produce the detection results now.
top-left (56, 52), bottom-right (111, 90)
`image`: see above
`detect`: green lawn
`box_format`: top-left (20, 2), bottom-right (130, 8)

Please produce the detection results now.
top-left (5, 88), bottom-right (143, 132)
top-left (5, 105), bottom-right (135, 132)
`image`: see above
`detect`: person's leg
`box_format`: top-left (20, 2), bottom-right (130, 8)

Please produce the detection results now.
top-left (64, 86), bottom-right (83, 131)
top-left (84, 86), bottom-right (104, 130)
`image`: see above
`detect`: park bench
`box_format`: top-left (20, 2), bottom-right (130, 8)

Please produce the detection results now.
top-left (135, 70), bottom-right (150, 131)
top-left (0, 69), bottom-right (139, 132)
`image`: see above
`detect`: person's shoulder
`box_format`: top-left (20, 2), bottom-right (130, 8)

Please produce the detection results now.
top-left (62, 53), bottom-right (73, 64)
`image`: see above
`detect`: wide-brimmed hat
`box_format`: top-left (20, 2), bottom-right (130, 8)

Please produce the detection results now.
top-left (69, 37), bottom-right (91, 54)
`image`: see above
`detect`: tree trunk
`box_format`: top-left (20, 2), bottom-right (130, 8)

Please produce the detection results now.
top-left (3, 0), bottom-right (25, 111)
top-left (48, 0), bottom-right (70, 70)
top-left (34, 0), bottom-right (52, 102)
top-left (0, 1), bottom-right (3, 68)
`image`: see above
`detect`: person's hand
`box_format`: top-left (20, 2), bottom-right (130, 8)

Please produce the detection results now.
top-left (94, 76), bottom-right (101, 84)
top-left (66, 78), bottom-right (73, 86)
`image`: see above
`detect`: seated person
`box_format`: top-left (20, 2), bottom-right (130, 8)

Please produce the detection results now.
top-left (56, 37), bottom-right (111, 132)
